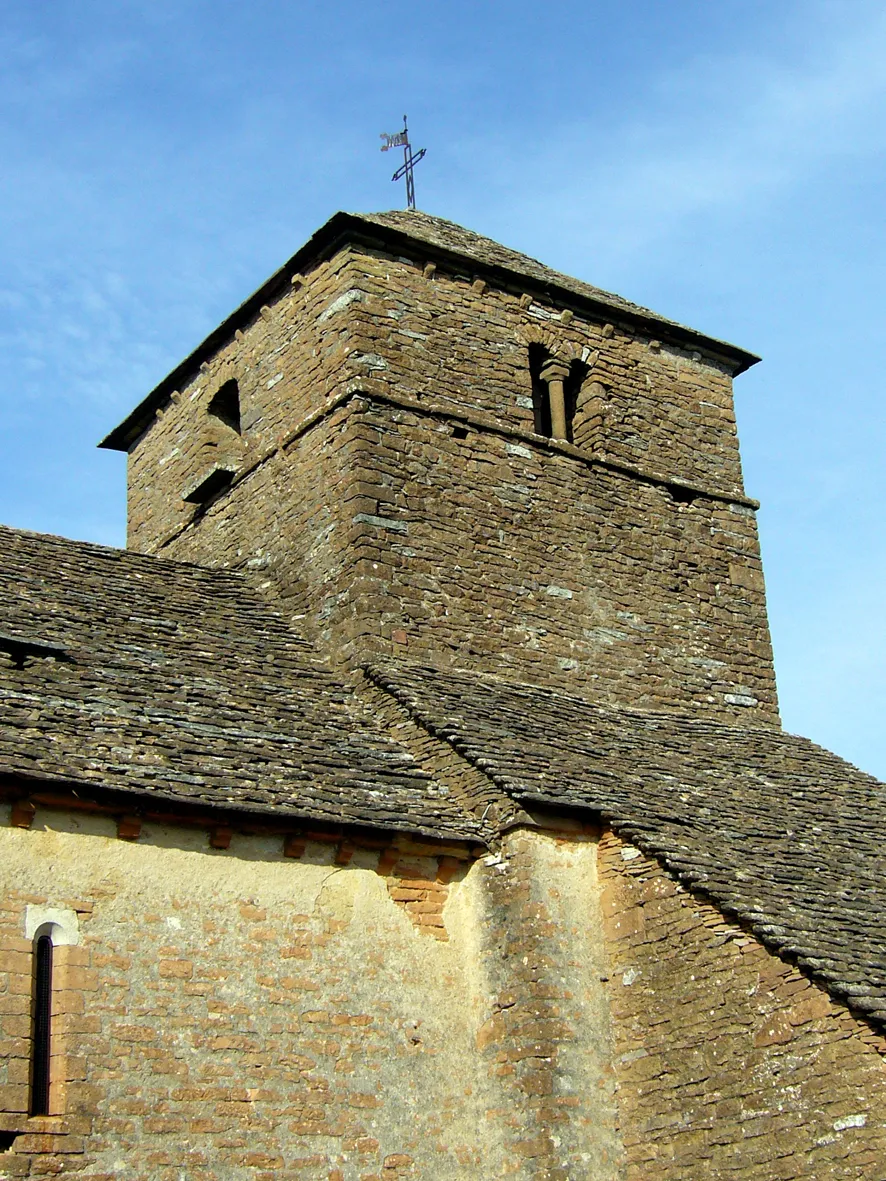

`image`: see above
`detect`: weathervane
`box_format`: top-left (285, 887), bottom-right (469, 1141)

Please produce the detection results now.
top-left (380, 115), bottom-right (426, 210)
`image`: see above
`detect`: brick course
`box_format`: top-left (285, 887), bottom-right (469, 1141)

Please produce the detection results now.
top-left (0, 805), bottom-right (625, 1180)
top-left (0, 805), bottom-right (486, 1179)
top-left (4, 806), bottom-right (886, 1177)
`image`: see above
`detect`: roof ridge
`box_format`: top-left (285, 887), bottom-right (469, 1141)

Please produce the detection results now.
top-left (0, 522), bottom-right (252, 585)
top-left (355, 208), bottom-right (651, 307)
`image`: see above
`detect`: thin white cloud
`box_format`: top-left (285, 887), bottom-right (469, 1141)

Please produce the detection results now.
top-left (459, 2), bottom-right (886, 269)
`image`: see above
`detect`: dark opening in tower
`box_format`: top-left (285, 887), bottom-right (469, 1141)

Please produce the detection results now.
top-left (563, 360), bottom-right (590, 444)
top-left (528, 344), bottom-right (552, 438)
top-left (207, 379), bottom-right (242, 434)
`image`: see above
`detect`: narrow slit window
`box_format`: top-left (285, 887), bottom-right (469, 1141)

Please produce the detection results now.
top-left (207, 379), bottom-right (242, 434)
top-left (30, 932), bottom-right (53, 1116)
top-left (528, 344), bottom-right (552, 438)
top-left (563, 360), bottom-right (589, 444)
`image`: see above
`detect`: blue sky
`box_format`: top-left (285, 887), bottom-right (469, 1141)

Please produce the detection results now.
top-left (1, 0), bottom-right (884, 775)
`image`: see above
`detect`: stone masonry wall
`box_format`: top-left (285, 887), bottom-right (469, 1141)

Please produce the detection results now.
top-left (126, 246), bottom-right (369, 554)
top-left (124, 235), bottom-right (775, 721)
top-left (598, 830), bottom-right (886, 1180)
top-left (340, 245), bottom-right (748, 500)
top-left (126, 239), bottom-right (749, 559)
top-left (158, 395), bottom-right (777, 722)
top-left (0, 803), bottom-right (620, 1181)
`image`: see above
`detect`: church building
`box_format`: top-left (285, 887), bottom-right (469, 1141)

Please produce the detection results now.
top-left (1, 209), bottom-right (885, 1179)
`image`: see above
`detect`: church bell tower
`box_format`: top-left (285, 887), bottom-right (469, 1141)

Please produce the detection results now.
top-left (102, 209), bottom-right (778, 724)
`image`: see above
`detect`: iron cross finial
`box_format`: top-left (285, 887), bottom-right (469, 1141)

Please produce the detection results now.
top-left (380, 115), bottom-right (426, 210)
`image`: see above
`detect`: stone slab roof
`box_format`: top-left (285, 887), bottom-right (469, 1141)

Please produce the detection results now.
top-left (368, 662), bottom-right (886, 1028)
top-left (0, 526), bottom-right (484, 842)
top-left (3, 523), bottom-right (883, 1023)
top-left (101, 208), bottom-right (759, 450)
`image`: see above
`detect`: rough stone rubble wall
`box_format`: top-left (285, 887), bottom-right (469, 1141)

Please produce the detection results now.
top-left (342, 246), bottom-right (748, 500)
top-left (125, 247), bottom-right (367, 555)
top-left (598, 830), bottom-right (886, 1180)
top-left (125, 239), bottom-right (777, 722)
top-left (127, 240), bottom-right (749, 521)
top-left (157, 395), bottom-right (777, 721)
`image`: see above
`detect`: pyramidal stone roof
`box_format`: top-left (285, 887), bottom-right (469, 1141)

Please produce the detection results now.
top-left (101, 207), bottom-right (759, 450)
top-left (0, 525), bottom-right (485, 843)
top-left (367, 661), bottom-right (886, 1031)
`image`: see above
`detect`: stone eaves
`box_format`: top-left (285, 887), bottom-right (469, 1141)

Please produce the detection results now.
top-left (0, 525), bottom-right (485, 844)
top-left (100, 208), bottom-right (760, 452)
top-left (366, 661), bottom-right (886, 1030)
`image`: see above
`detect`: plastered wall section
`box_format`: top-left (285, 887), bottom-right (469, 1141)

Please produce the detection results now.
top-left (0, 806), bottom-right (619, 1180)
top-left (160, 397), bottom-right (778, 722)
top-left (599, 830), bottom-right (886, 1181)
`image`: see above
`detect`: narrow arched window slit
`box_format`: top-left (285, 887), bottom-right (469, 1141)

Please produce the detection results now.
top-left (563, 359), bottom-right (590, 444)
top-left (30, 932), bottom-right (53, 1116)
top-left (527, 344), bottom-right (552, 438)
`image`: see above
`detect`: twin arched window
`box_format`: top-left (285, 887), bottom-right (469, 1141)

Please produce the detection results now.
top-left (528, 346), bottom-right (590, 444)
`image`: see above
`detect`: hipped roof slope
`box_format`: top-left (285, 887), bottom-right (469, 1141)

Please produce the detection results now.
top-left (0, 525), bottom-right (484, 842)
top-left (368, 661), bottom-right (886, 1029)
top-left (2, 522), bottom-right (884, 1027)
